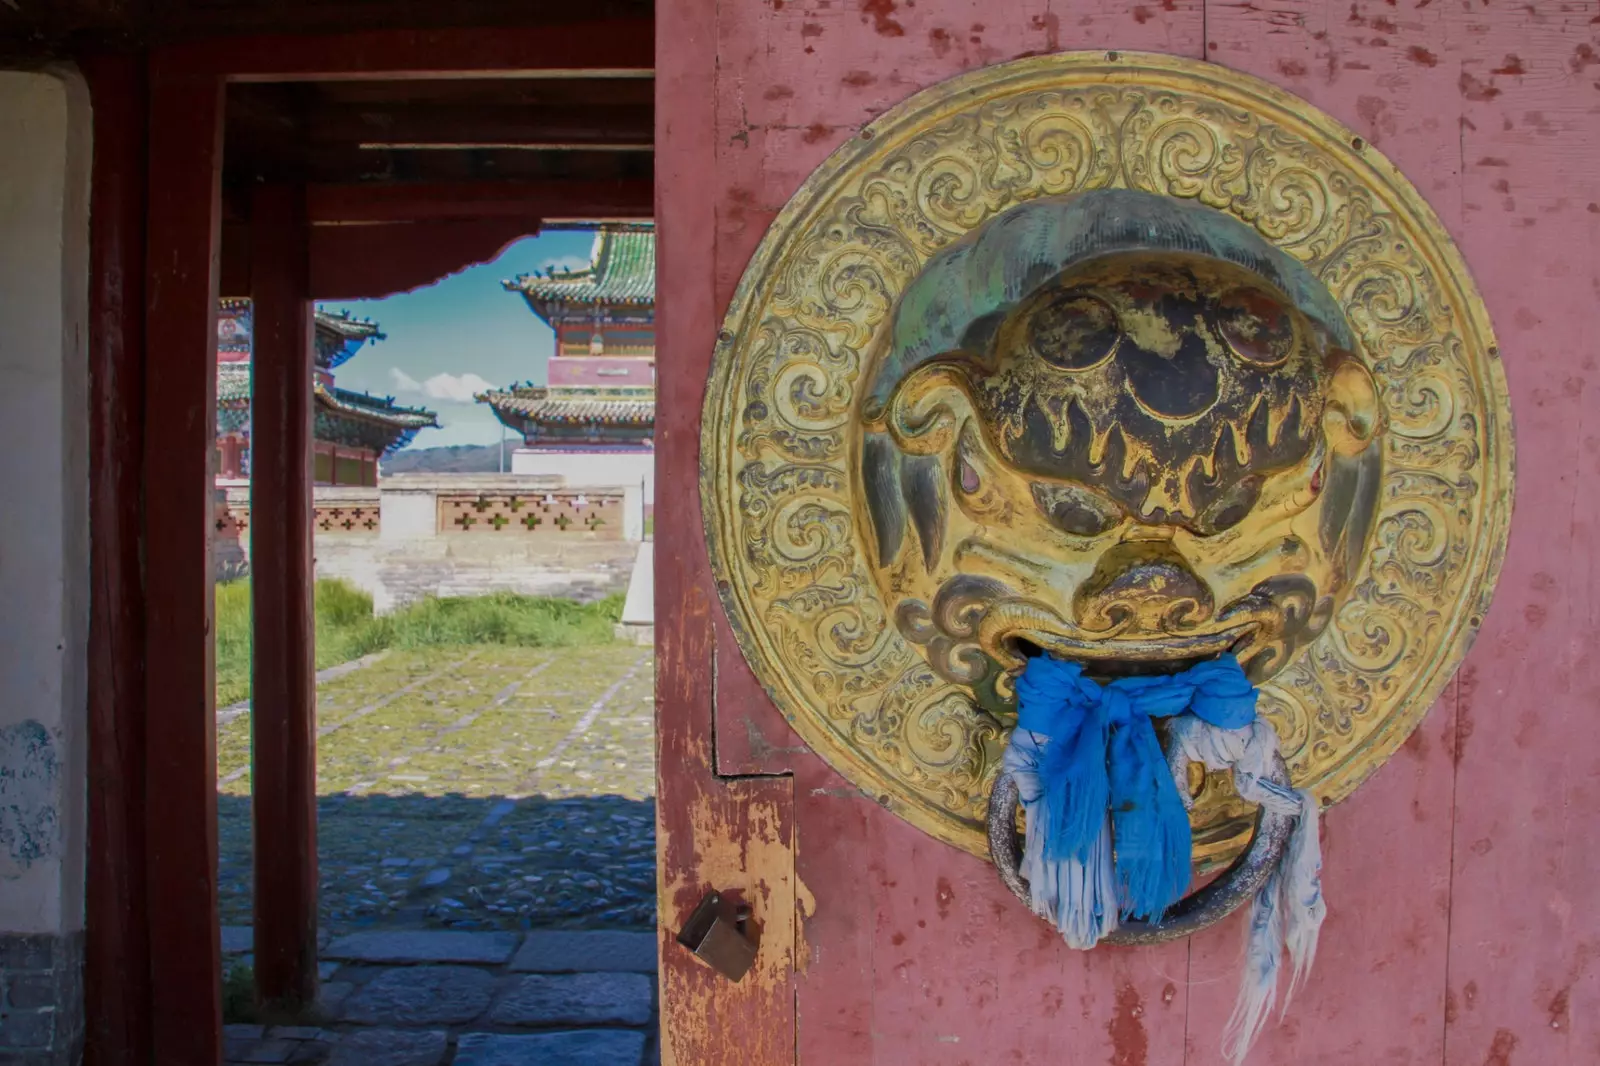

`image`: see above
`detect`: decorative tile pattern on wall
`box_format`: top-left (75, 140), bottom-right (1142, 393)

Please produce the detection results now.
top-left (438, 492), bottom-right (623, 539)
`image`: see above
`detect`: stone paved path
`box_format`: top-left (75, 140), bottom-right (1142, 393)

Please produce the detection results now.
top-left (222, 929), bottom-right (660, 1065)
top-left (217, 644), bottom-right (657, 934)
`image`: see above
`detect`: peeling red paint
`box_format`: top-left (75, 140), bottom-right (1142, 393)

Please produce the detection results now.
top-left (802, 123), bottom-right (830, 144)
top-left (1572, 43), bottom-right (1599, 73)
top-left (934, 876), bottom-right (954, 918)
top-left (1107, 984), bottom-right (1148, 1066)
top-left (1407, 45), bottom-right (1439, 66)
top-left (1277, 58), bottom-right (1307, 77)
top-left (842, 70), bottom-right (877, 87)
top-left (1548, 986), bottom-right (1571, 1030)
top-left (1493, 53), bottom-right (1526, 75)
top-left (1484, 1027), bottom-right (1519, 1066)
top-left (762, 85), bottom-right (794, 101)
top-left (801, 21), bottom-right (825, 38)
top-left (929, 26), bottom-right (952, 56)
top-left (1132, 5), bottom-right (1152, 22)
top-left (859, 0), bottom-right (906, 37)
top-left (1461, 72), bottom-right (1502, 101)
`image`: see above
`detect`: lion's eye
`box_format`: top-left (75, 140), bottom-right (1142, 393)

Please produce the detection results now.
top-left (1027, 290), bottom-right (1121, 371)
top-left (1031, 482), bottom-right (1120, 537)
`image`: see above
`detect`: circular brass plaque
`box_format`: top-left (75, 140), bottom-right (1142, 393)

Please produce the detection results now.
top-left (702, 51), bottom-right (1513, 861)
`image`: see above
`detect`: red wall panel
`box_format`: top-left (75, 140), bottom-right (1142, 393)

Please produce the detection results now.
top-left (659, 1), bottom-right (1600, 1061)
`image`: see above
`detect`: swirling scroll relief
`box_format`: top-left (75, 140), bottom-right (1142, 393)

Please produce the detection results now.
top-left (703, 53), bottom-right (1511, 858)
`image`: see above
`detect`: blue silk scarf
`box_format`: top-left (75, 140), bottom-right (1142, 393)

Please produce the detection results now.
top-left (1011, 653), bottom-right (1259, 922)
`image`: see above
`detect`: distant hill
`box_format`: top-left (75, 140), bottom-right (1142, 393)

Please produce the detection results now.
top-left (381, 442), bottom-right (518, 475)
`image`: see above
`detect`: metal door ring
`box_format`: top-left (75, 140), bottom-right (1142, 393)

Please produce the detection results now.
top-left (986, 750), bottom-right (1296, 944)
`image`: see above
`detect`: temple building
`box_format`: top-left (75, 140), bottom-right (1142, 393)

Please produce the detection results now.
top-left (479, 222), bottom-right (656, 502)
top-left (215, 298), bottom-right (439, 486)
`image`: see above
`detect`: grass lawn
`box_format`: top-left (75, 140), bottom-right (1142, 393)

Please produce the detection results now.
top-left (214, 578), bottom-right (623, 707)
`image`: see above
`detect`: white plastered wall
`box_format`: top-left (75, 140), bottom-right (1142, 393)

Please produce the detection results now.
top-left (510, 449), bottom-right (655, 505)
top-left (0, 68), bottom-right (92, 936)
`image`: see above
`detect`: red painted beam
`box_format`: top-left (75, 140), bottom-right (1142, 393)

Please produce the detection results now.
top-left (161, 22), bottom-right (653, 81)
top-left (306, 178), bottom-right (653, 224)
top-left (143, 53), bottom-right (224, 1065)
top-left (81, 52), bottom-right (154, 1066)
top-left (309, 218), bottom-right (539, 300)
top-left (248, 185), bottom-right (320, 1012)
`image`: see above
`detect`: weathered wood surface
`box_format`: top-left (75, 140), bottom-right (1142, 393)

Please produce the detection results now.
top-left (249, 184), bottom-right (320, 1011)
top-left (82, 53), bottom-right (154, 1066)
top-left (656, 1), bottom-right (797, 1060)
top-left (658, 0), bottom-right (1600, 1062)
top-left (143, 50), bottom-right (225, 1066)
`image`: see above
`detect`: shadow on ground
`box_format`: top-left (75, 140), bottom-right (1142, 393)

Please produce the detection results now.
top-left (219, 792), bottom-right (657, 934)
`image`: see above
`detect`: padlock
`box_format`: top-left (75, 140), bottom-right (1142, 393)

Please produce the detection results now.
top-left (675, 889), bottom-right (758, 982)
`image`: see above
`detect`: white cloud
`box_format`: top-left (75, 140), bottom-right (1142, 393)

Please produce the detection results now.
top-left (388, 368), bottom-right (495, 404)
top-left (420, 371), bottom-right (497, 404)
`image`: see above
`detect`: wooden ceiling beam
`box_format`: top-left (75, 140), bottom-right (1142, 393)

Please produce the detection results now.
top-left (305, 178), bottom-right (653, 224)
top-left (164, 22), bottom-right (653, 82)
top-left (305, 103), bottom-right (653, 149)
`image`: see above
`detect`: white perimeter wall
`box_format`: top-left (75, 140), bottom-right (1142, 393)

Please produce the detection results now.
top-left (0, 68), bottom-right (91, 935)
top-left (511, 449), bottom-right (655, 506)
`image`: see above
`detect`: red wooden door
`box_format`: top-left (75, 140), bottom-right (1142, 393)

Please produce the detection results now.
top-left (656, 3), bottom-right (1600, 1064)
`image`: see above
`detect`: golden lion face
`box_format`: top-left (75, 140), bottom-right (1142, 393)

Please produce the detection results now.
top-left (863, 245), bottom-right (1384, 713)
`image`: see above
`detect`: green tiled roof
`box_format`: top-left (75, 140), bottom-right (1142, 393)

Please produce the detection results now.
top-left (504, 224), bottom-right (655, 318)
top-left (479, 385), bottom-right (654, 429)
top-left (316, 384), bottom-right (439, 430)
top-left (314, 310), bottom-right (384, 342)
top-left (216, 364), bottom-right (439, 431)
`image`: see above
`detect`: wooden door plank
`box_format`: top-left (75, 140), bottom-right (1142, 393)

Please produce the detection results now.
top-left (249, 184), bottom-right (319, 1011)
top-left (82, 53), bottom-right (154, 1066)
top-left (1443, 11), bottom-right (1600, 1064)
top-left (657, 1), bottom-right (798, 1061)
top-left (143, 52), bottom-right (225, 1065)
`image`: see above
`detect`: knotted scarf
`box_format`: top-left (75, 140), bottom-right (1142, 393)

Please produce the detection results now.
top-left (1010, 654), bottom-right (1258, 922)
top-left (1003, 652), bottom-right (1325, 1064)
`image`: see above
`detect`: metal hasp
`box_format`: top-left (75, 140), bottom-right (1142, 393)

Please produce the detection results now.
top-left (675, 889), bottom-right (758, 982)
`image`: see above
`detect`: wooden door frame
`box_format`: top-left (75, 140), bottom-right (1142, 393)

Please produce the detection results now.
top-left (93, 21), bottom-right (653, 1065)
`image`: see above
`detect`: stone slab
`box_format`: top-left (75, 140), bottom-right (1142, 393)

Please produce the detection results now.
top-left (221, 926), bottom-right (253, 955)
top-left (339, 965), bottom-right (495, 1025)
top-left (322, 930), bottom-right (520, 965)
top-left (510, 930), bottom-right (657, 974)
top-left (489, 972), bottom-right (653, 1027)
top-left (454, 1031), bottom-right (648, 1066)
top-left (325, 1028), bottom-right (448, 1066)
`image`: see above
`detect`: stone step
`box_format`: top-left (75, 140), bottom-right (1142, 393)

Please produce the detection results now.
top-left (511, 930), bottom-right (656, 974)
top-left (454, 1030), bottom-right (647, 1066)
top-left (322, 930), bottom-right (521, 966)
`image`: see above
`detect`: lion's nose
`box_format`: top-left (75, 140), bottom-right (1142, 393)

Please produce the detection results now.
top-left (1073, 541), bottom-right (1214, 634)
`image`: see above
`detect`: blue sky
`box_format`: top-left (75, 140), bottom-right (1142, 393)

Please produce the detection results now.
top-left (318, 229), bottom-right (596, 448)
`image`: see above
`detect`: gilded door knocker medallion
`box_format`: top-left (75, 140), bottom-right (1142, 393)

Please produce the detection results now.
top-left (701, 50), bottom-right (1511, 1061)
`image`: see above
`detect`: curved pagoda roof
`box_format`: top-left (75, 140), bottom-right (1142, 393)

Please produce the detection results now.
top-left (503, 223), bottom-right (655, 323)
top-left (217, 363), bottom-right (439, 454)
top-left (314, 308), bottom-right (386, 370)
top-left (478, 384), bottom-right (653, 430)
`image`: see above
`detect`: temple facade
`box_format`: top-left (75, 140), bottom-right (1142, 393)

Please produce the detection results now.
top-left (216, 298), bottom-right (438, 486)
top-left (479, 222), bottom-right (655, 502)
